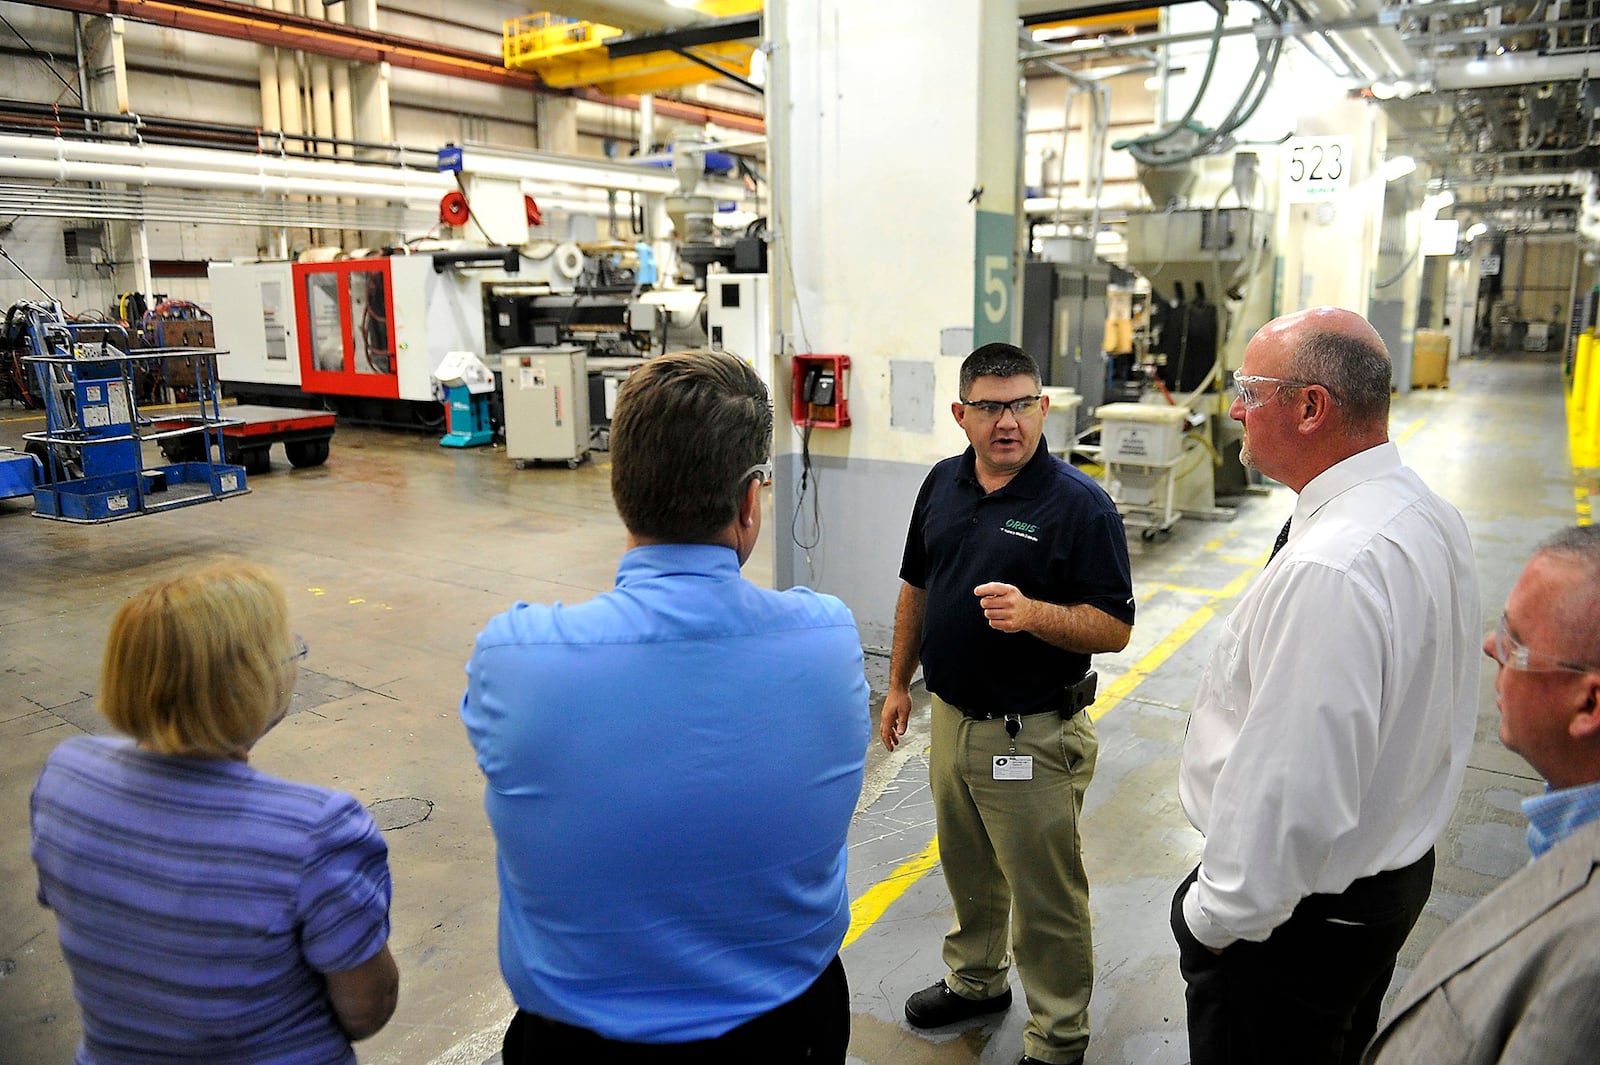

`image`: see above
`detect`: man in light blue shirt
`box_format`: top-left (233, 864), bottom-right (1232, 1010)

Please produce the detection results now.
top-left (1365, 525), bottom-right (1600, 1064)
top-left (462, 350), bottom-right (868, 1063)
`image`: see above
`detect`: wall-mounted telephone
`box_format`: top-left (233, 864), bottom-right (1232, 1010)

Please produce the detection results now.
top-left (791, 355), bottom-right (851, 427)
top-left (801, 366), bottom-right (836, 406)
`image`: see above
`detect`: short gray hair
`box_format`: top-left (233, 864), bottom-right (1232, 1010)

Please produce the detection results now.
top-left (1289, 331), bottom-right (1392, 429)
top-left (1535, 525), bottom-right (1600, 575)
top-left (1533, 525), bottom-right (1600, 663)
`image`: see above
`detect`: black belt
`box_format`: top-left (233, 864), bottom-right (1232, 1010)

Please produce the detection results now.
top-left (952, 670), bottom-right (1098, 722)
top-left (957, 705), bottom-right (1057, 722)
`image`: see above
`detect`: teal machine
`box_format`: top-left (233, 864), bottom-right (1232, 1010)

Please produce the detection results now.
top-left (432, 350), bottom-right (495, 448)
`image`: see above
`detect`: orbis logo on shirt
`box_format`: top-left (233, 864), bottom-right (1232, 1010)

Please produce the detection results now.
top-left (1001, 518), bottom-right (1040, 542)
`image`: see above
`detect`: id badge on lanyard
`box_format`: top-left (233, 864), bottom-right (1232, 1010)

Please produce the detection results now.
top-left (993, 713), bottom-right (1034, 780)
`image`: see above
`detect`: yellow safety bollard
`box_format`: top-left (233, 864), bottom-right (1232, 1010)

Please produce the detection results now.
top-left (1575, 332), bottom-right (1595, 413)
top-left (1587, 336), bottom-right (1600, 448)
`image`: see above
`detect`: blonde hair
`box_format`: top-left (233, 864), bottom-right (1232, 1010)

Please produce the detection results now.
top-left (100, 559), bottom-right (293, 757)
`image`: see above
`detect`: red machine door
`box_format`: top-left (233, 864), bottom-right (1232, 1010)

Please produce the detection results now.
top-left (294, 260), bottom-right (399, 399)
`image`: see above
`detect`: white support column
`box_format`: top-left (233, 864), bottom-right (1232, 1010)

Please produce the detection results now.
top-left (347, 0), bottom-right (395, 156)
top-left (771, 0), bottom-right (1018, 644)
top-left (541, 96), bottom-right (581, 155)
top-left (251, 0), bottom-right (282, 259)
top-left (274, 0), bottom-right (303, 153)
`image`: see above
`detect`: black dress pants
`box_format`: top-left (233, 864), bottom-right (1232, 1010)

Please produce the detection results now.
top-left (500, 954), bottom-right (849, 1064)
top-left (1171, 852), bottom-right (1434, 1065)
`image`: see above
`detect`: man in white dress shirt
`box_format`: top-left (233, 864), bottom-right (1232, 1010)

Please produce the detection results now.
top-left (1172, 306), bottom-right (1481, 1065)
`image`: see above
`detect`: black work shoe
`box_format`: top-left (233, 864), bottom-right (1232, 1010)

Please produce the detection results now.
top-left (903, 980), bottom-right (1013, 1028)
top-left (1018, 1057), bottom-right (1084, 1065)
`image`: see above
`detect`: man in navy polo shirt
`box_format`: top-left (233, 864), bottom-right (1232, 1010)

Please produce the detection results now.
top-left (880, 342), bottom-right (1134, 1065)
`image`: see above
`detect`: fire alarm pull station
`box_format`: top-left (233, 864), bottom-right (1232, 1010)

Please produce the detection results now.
top-left (791, 354), bottom-right (850, 428)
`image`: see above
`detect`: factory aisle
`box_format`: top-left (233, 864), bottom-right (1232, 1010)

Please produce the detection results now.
top-left (0, 351), bottom-right (1582, 1065)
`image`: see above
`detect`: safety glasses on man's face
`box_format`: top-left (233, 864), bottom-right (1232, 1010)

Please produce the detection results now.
top-left (1231, 370), bottom-right (1312, 409)
top-left (960, 395), bottom-right (1041, 419)
top-left (1490, 615), bottom-right (1599, 674)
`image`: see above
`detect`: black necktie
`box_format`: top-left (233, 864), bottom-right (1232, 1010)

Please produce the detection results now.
top-left (1267, 516), bottom-right (1292, 565)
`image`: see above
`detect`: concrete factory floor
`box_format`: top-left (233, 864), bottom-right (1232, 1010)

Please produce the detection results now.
top-left (0, 352), bottom-right (1589, 1065)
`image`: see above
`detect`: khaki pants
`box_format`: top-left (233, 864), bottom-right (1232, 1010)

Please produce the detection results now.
top-left (930, 694), bottom-right (1098, 1064)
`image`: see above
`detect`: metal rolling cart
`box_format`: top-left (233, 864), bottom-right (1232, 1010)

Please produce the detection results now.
top-left (1097, 402), bottom-right (1193, 542)
top-left (19, 307), bottom-right (249, 523)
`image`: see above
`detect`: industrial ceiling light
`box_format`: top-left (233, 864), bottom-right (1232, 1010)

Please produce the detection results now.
top-left (1465, 222), bottom-right (1489, 240)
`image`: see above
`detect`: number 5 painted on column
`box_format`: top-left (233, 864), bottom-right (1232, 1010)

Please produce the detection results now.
top-left (983, 255), bottom-right (1009, 324)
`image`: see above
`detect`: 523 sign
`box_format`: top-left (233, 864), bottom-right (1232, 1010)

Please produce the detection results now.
top-left (1283, 136), bottom-right (1351, 203)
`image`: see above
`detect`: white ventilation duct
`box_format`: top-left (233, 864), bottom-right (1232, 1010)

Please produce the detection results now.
top-left (0, 134), bottom-right (680, 198)
top-left (1433, 52), bottom-right (1599, 90)
top-left (0, 155), bottom-right (451, 204)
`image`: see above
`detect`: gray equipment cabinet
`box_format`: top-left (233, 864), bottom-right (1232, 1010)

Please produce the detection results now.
top-left (500, 345), bottom-right (589, 469)
top-left (1022, 255), bottom-right (1109, 437)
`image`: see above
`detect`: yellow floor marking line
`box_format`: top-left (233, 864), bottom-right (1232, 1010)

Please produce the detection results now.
top-left (1395, 417), bottom-right (1425, 446)
top-left (842, 835), bottom-right (942, 950)
top-left (1089, 605), bottom-right (1215, 723)
top-left (843, 557), bottom-right (1260, 946)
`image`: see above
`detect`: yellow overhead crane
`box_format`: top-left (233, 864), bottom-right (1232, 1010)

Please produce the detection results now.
top-left (504, 1), bottom-right (761, 95)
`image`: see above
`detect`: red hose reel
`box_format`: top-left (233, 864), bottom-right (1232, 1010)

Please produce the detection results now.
top-left (439, 191), bottom-right (469, 227)
top-left (439, 191), bottom-right (542, 228)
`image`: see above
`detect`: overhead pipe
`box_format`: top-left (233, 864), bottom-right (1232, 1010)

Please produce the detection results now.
top-left (10, 0), bottom-right (539, 91)
top-left (0, 100), bottom-right (438, 167)
top-left (0, 154), bottom-right (450, 203)
top-left (1276, 0), bottom-right (1368, 81)
top-left (5, 1), bottom-right (763, 138)
top-left (1293, 0), bottom-right (1416, 79)
top-left (0, 132), bottom-right (679, 197)
top-left (1444, 170), bottom-right (1589, 189)
top-left (0, 183), bottom-right (415, 229)
top-left (1323, 27), bottom-right (1391, 81)
top-left (1347, 0), bottom-right (1415, 80)
top-left (1433, 52), bottom-right (1599, 89)
top-left (1299, 0), bottom-right (1414, 81)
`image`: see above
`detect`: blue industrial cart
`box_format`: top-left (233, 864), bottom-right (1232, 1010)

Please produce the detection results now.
top-left (19, 307), bottom-right (249, 523)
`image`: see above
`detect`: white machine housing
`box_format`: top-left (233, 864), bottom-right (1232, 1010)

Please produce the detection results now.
top-left (207, 256), bottom-right (492, 402)
top-left (704, 271), bottom-right (771, 393)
